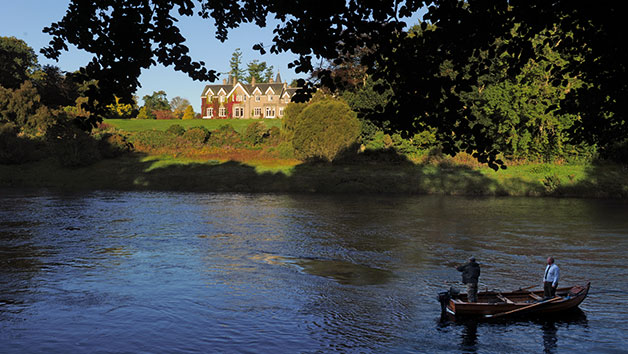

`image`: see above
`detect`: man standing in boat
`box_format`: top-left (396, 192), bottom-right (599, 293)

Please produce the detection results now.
top-left (543, 257), bottom-right (560, 298)
top-left (456, 256), bottom-right (480, 302)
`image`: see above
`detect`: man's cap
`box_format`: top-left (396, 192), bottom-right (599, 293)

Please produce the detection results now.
top-left (469, 256), bottom-right (476, 262)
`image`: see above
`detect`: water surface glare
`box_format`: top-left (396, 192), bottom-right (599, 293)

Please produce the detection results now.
top-left (1, 191), bottom-right (626, 353)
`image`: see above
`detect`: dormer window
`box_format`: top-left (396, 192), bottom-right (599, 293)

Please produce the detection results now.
top-left (255, 95), bottom-right (261, 102)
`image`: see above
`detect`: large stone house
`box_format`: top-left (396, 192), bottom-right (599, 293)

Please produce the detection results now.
top-left (200, 73), bottom-right (298, 119)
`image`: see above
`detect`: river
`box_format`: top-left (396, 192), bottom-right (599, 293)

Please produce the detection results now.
top-left (1, 191), bottom-right (626, 353)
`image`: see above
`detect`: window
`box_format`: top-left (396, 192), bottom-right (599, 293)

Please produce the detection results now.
top-left (255, 95), bottom-right (260, 102)
top-left (254, 108), bottom-right (261, 117)
top-left (219, 107), bottom-right (226, 117)
top-left (219, 95), bottom-right (225, 103)
top-left (206, 107), bottom-right (213, 117)
top-left (279, 107), bottom-right (284, 117)
top-left (234, 107), bottom-right (244, 118)
top-left (265, 107), bottom-right (275, 118)
top-left (268, 95), bottom-right (273, 101)
top-left (285, 97), bottom-right (290, 103)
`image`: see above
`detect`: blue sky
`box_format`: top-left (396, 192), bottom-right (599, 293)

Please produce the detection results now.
top-left (1, 1), bottom-right (423, 112)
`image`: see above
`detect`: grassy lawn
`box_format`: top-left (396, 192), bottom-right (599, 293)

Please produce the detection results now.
top-left (103, 118), bottom-right (282, 133)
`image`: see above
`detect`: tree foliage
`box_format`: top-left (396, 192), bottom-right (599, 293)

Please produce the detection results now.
top-left (141, 90), bottom-right (170, 119)
top-left (291, 98), bottom-right (360, 162)
top-left (107, 96), bottom-right (136, 119)
top-left (245, 60), bottom-right (274, 83)
top-left (1, 36), bottom-right (39, 89)
top-left (229, 48), bottom-right (244, 82)
top-left (170, 96), bottom-right (191, 118)
top-left (182, 105), bottom-right (195, 120)
top-left (43, 1), bottom-right (627, 167)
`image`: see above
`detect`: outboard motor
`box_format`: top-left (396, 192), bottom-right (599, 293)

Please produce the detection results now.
top-left (437, 287), bottom-right (461, 313)
top-left (437, 291), bottom-right (451, 313)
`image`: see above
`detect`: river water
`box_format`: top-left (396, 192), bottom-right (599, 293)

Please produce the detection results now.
top-left (0, 191), bottom-right (626, 353)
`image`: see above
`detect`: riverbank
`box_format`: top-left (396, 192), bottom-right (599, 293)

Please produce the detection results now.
top-left (2, 153), bottom-right (626, 197)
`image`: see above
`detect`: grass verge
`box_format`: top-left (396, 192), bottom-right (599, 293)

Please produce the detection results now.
top-left (2, 153), bottom-right (626, 197)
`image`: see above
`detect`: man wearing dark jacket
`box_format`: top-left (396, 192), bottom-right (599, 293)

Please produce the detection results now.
top-left (457, 256), bottom-right (481, 302)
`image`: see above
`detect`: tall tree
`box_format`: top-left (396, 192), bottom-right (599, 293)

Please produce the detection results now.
top-left (245, 60), bottom-right (274, 83)
top-left (33, 65), bottom-right (80, 108)
top-left (0, 36), bottom-right (39, 89)
top-left (141, 90), bottom-right (170, 119)
top-left (170, 96), bottom-right (190, 118)
top-left (229, 48), bottom-right (244, 83)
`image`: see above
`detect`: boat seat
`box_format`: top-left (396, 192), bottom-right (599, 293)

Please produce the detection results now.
top-left (529, 292), bottom-right (543, 300)
top-left (497, 294), bottom-right (514, 304)
top-left (568, 285), bottom-right (586, 296)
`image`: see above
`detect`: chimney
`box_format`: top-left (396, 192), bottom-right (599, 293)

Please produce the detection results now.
top-left (269, 77), bottom-right (274, 83)
top-left (222, 78), bottom-right (227, 85)
top-left (251, 76), bottom-right (256, 86)
top-left (283, 82), bottom-right (287, 89)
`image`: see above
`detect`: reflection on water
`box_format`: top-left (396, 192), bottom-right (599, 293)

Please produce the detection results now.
top-left (459, 319), bottom-right (479, 352)
top-left (440, 309), bottom-right (589, 354)
top-left (0, 191), bottom-right (626, 353)
top-left (251, 253), bottom-right (393, 285)
top-left (542, 320), bottom-right (558, 354)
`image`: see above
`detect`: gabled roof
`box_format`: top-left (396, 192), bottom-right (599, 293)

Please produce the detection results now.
top-left (227, 82), bottom-right (251, 98)
top-left (202, 81), bottom-right (296, 98)
top-left (285, 88), bottom-right (299, 97)
top-left (201, 84), bottom-right (233, 97)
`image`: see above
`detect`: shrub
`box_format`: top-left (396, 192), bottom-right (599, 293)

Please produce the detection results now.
top-left (95, 122), bottom-right (115, 131)
top-left (46, 123), bottom-right (101, 167)
top-left (601, 138), bottom-right (628, 164)
top-left (137, 106), bottom-right (153, 119)
top-left (97, 132), bottom-right (133, 158)
top-left (182, 126), bottom-right (210, 146)
top-left (267, 125), bottom-right (281, 146)
top-left (292, 98), bottom-right (361, 162)
top-left (271, 141), bottom-right (296, 159)
top-left (0, 123), bottom-right (34, 164)
top-left (153, 109), bottom-right (177, 120)
top-left (130, 130), bottom-right (173, 150)
top-left (182, 105), bottom-right (195, 120)
top-left (243, 121), bottom-right (269, 147)
top-left (543, 173), bottom-right (562, 193)
top-left (207, 124), bottom-right (243, 148)
top-left (166, 124), bottom-right (186, 136)
top-left (281, 102), bottom-right (308, 143)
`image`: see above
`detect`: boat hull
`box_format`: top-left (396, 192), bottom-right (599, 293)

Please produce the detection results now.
top-left (442, 283), bottom-right (590, 318)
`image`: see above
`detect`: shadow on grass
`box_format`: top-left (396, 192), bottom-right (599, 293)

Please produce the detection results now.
top-left (559, 162), bottom-right (628, 198)
top-left (1, 146), bottom-right (548, 196)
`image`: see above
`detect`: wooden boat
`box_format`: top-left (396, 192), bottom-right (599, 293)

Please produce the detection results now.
top-left (438, 282), bottom-right (590, 318)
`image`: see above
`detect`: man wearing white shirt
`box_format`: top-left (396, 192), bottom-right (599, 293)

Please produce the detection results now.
top-left (543, 257), bottom-right (560, 298)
